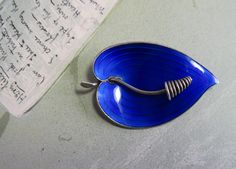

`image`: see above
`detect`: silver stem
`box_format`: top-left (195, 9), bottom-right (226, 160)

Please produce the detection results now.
top-left (108, 77), bottom-right (166, 95)
top-left (80, 76), bottom-right (192, 100)
top-left (80, 81), bottom-right (98, 88)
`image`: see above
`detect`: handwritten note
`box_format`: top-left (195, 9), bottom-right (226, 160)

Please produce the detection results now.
top-left (0, 0), bottom-right (119, 117)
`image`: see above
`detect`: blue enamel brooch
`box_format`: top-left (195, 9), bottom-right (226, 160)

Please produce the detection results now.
top-left (81, 43), bottom-right (218, 128)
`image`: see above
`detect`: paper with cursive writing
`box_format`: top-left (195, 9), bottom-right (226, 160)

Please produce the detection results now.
top-left (0, 0), bottom-right (119, 117)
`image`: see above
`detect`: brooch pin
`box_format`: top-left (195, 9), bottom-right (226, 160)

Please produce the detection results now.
top-left (81, 43), bottom-right (218, 128)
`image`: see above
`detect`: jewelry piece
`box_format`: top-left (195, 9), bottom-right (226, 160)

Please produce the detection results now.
top-left (80, 43), bottom-right (218, 128)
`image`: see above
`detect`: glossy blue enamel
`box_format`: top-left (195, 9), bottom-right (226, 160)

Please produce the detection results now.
top-left (94, 43), bottom-right (218, 128)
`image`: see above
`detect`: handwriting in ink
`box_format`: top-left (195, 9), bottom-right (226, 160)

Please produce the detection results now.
top-left (58, 25), bottom-right (75, 44)
top-left (0, 28), bottom-right (17, 54)
top-left (7, 62), bottom-right (30, 75)
top-left (10, 81), bottom-right (27, 104)
top-left (60, 0), bottom-right (81, 18)
top-left (0, 66), bottom-right (9, 90)
top-left (66, 36), bottom-right (75, 44)
top-left (18, 39), bottom-right (24, 47)
top-left (31, 13), bottom-right (59, 43)
top-left (11, 0), bottom-right (19, 13)
top-left (19, 11), bottom-right (33, 33)
top-left (87, 0), bottom-right (105, 15)
top-left (48, 54), bottom-right (58, 64)
top-left (50, 1), bottom-right (69, 20)
top-left (32, 0), bottom-right (41, 10)
top-left (18, 39), bottom-right (37, 60)
top-left (34, 35), bottom-right (51, 54)
top-left (0, 43), bottom-right (8, 61)
top-left (26, 53), bottom-right (37, 61)
top-left (16, 63), bottom-right (30, 75)
top-left (42, 8), bottom-right (51, 20)
top-left (0, 0), bottom-right (117, 112)
top-left (50, 0), bottom-right (55, 6)
top-left (7, 63), bottom-right (24, 74)
top-left (25, 43), bottom-right (36, 60)
top-left (9, 20), bottom-right (22, 40)
top-left (32, 70), bottom-right (45, 86)
top-left (0, 15), bottom-right (5, 27)
top-left (5, 16), bottom-right (11, 22)
top-left (53, 16), bottom-right (60, 26)
top-left (16, 51), bottom-right (23, 60)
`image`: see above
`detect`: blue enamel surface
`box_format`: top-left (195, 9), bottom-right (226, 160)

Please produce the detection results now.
top-left (94, 43), bottom-right (218, 128)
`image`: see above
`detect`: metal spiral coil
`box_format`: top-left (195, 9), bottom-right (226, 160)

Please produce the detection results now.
top-left (165, 76), bottom-right (192, 100)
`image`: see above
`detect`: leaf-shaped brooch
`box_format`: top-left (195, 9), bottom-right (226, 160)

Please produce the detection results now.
top-left (81, 43), bottom-right (218, 128)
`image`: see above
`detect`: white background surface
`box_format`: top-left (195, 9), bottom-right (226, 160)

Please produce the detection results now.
top-left (0, 0), bottom-right (236, 168)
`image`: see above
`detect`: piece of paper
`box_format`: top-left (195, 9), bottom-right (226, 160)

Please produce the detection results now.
top-left (0, 0), bottom-right (119, 117)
